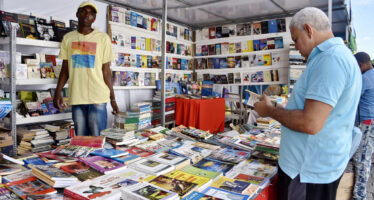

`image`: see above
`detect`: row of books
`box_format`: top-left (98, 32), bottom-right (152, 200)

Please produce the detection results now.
top-left (196, 69), bottom-right (280, 84)
top-left (196, 18), bottom-right (286, 40)
top-left (196, 52), bottom-right (283, 69)
top-left (112, 71), bottom-right (157, 87)
top-left (110, 5), bottom-right (192, 41)
top-left (0, 10), bottom-right (76, 41)
top-left (17, 90), bottom-right (69, 118)
top-left (196, 37), bottom-right (284, 56)
top-left (151, 91), bottom-right (176, 126)
top-left (110, 5), bottom-right (160, 33)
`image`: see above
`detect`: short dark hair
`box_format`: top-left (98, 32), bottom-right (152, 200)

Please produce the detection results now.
top-left (354, 52), bottom-right (371, 64)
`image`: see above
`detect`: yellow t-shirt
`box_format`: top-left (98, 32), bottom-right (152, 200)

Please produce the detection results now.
top-left (58, 29), bottom-right (114, 105)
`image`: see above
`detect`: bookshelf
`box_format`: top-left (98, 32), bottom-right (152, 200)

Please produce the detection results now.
top-left (113, 86), bottom-right (157, 90)
top-left (194, 48), bottom-right (288, 59)
top-left (16, 113), bottom-right (72, 125)
top-left (0, 37), bottom-right (61, 48)
top-left (288, 43), bottom-right (306, 93)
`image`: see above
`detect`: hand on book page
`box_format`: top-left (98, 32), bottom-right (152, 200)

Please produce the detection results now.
top-left (254, 94), bottom-right (275, 117)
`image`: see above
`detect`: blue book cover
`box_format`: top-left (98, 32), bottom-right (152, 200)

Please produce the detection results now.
top-left (131, 36), bottom-right (136, 49)
top-left (193, 157), bottom-right (234, 175)
top-left (182, 191), bottom-right (217, 200)
top-left (201, 187), bottom-right (250, 200)
top-left (259, 39), bottom-right (267, 50)
top-left (268, 19), bottom-right (278, 33)
top-left (136, 55), bottom-right (141, 68)
top-left (219, 58), bottom-right (228, 68)
top-left (274, 37), bottom-right (284, 49)
top-left (201, 81), bottom-right (213, 96)
top-left (212, 58), bottom-right (220, 69)
top-left (91, 149), bottom-right (128, 158)
top-left (130, 11), bottom-right (137, 27)
top-left (209, 148), bottom-right (251, 164)
top-left (24, 157), bottom-right (53, 169)
top-left (253, 40), bottom-right (260, 51)
top-left (181, 59), bottom-right (188, 70)
top-left (112, 153), bottom-right (140, 164)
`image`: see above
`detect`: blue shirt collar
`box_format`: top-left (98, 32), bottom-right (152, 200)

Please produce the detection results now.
top-left (307, 37), bottom-right (345, 64)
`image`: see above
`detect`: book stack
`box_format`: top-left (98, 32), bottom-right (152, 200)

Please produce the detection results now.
top-left (256, 117), bottom-right (276, 129)
top-left (131, 102), bottom-right (152, 130)
top-left (152, 91), bottom-right (176, 126)
top-left (43, 120), bottom-right (72, 147)
top-left (101, 128), bottom-right (143, 146)
top-left (17, 127), bottom-right (54, 154)
top-left (30, 165), bottom-right (79, 188)
top-left (128, 158), bottom-right (175, 176)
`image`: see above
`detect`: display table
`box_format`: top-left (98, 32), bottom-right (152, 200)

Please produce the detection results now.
top-left (175, 98), bottom-right (225, 133)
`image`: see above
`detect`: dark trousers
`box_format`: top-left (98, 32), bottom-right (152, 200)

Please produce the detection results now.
top-left (278, 167), bottom-right (342, 200)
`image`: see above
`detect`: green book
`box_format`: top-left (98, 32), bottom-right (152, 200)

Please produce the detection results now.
top-left (180, 165), bottom-right (222, 180)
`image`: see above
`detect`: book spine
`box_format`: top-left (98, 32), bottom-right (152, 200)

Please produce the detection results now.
top-left (64, 188), bottom-right (88, 200)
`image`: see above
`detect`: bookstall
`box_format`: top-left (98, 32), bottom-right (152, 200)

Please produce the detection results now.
top-left (0, 0), bottom-right (352, 199)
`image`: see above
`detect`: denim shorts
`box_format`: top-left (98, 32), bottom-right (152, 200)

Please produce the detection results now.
top-left (72, 103), bottom-right (107, 136)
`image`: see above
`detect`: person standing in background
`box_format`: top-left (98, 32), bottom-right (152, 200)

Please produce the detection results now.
top-left (254, 7), bottom-right (362, 200)
top-left (53, 1), bottom-right (119, 136)
top-left (353, 52), bottom-right (374, 200)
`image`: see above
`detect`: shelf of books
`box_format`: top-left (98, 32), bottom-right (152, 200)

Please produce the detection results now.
top-left (0, 78), bottom-right (63, 85)
top-left (194, 48), bottom-right (288, 59)
top-left (166, 69), bottom-right (193, 74)
top-left (0, 37), bottom-right (61, 48)
top-left (113, 86), bottom-right (157, 90)
top-left (288, 43), bottom-right (306, 92)
top-left (195, 65), bottom-right (288, 73)
top-left (16, 112), bottom-right (72, 125)
top-left (111, 66), bottom-right (160, 73)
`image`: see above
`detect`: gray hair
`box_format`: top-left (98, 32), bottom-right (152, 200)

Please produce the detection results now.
top-left (290, 7), bottom-right (331, 32)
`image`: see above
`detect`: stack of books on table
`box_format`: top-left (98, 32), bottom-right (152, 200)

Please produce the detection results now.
top-left (152, 90), bottom-right (176, 126)
top-left (29, 164), bottom-right (80, 188)
top-left (131, 102), bottom-right (152, 130)
top-left (256, 117), bottom-right (277, 129)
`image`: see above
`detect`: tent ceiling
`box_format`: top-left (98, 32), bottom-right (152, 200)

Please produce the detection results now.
top-left (101, 0), bottom-right (349, 33)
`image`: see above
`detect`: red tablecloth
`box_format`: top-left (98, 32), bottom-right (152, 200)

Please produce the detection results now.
top-left (175, 98), bottom-right (225, 133)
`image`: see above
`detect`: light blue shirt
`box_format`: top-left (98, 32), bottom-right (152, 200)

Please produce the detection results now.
top-left (358, 68), bottom-right (374, 121)
top-left (279, 37), bottom-right (362, 183)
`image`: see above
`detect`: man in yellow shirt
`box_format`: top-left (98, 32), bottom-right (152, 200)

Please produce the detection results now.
top-left (53, 1), bottom-right (119, 136)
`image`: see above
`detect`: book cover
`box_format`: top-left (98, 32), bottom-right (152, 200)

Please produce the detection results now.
top-left (0, 184), bottom-right (21, 199)
top-left (228, 73), bottom-right (234, 84)
top-left (274, 37), bottom-right (284, 49)
top-left (267, 38), bottom-right (275, 50)
top-left (277, 18), bottom-right (286, 32)
top-left (70, 136), bottom-right (105, 148)
top-left (182, 191), bottom-right (222, 200)
top-left (129, 159), bottom-right (174, 176)
top-left (150, 153), bottom-right (190, 169)
top-left (210, 176), bottom-right (251, 194)
top-left (30, 164), bottom-right (77, 181)
top-left (122, 182), bottom-right (178, 200)
top-left (221, 25), bottom-right (229, 37)
top-left (60, 162), bottom-right (103, 182)
top-left (208, 44), bottom-right (215, 56)
top-left (0, 164), bottom-right (22, 176)
top-left (247, 40), bottom-right (254, 52)
top-left (252, 22), bottom-right (261, 35)
top-left (209, 27), bottom-right (216, 39)
top-left (263, 54), bottom-right (272, 66)
top-left (235, 56), bottom-right (242, 68)
top-left (260, 21), bottom-right (268, 34)
top-left (149, 175), bottom-right (197, 197)
top-left (208, 148), bottom-right (250, 164)
top-left (272, 53), bottom-right (281, 64)
top-left (215, 26), bottom-right (222, 38)
top-left (229, 43), bottom-right (236, 54)
top-left (202, 186), bottom-right (250, 200)
top-left (242, 72), bottom-right (250, 84)
top-left (39, 62), bottom-right (55, 78)
top-left (227, 57), bottom-right (235, 68)
top-left (255, 55), bottom-right (264, 66)
top-left (166, 170), bottom-right (211, 189)
top-left (193, 158), bottom-right (234, 175)
top-left (112, 153), bottom-right (141, 164)
top-left (234, 72), bottom-right (242, 84)
top-left (232, 173), bottom-right (268, 187)
top-left (2, 170), bottom-right (33, 183)
top-left (259, 39), bottom-right (267, 50)
top-left (251, 71), bottom-right (264, 82)
top-left (253, 40), bottom-right (260, 51)
top-left (201, 45), bottom-right (208, 56)
top-left (80, 156), bottom-right (126, 174)
top-left (242, 56), bottom-right (250, 68)
top-left (91, 149), bottom-right (128, 158)
top-left (125, 147), bottom-right (154, 157)
top-left (181, 165), bottom-right (222, 180)
top-left (64, 179), bottom-right (121, 200)
top-left (268, 19), bottom-right (277, 33)
top-left (264, 71), bottom-right (272, 82)
top-left (237, 23), bottom-right (251, 36)
top-left (6, 176), bottom-right (56, 199)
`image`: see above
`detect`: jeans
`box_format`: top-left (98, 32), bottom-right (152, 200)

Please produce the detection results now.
top-left (353, 122), bottom-right (374, 200)
top-left (72, 103), bottom-right (107, 136)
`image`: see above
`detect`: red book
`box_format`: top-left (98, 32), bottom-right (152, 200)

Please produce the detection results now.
top-left (209, 27), bottom-right (216, 39)
top-left (70, 136), bottom-right (105, 148)
top-left (123, 147), bottom-right (154, 158)
top-left (6, 176), bottom-right (57, 198)
top-left (45, 55), bottom-right (56, 66)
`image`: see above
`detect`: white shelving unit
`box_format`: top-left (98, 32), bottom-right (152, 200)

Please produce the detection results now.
top-left (111, 66), bottom-right (160, 73)
top-left (166, 69), bottom-right (193, 74)
top-left (113, 45), bottom-right (161, 56)
top-left (0, 78), bottom-right (63, 85)
top-left (0, 37), bottom-right (61, 48)
top-left (113, 86), bottom-right (157, 90)
top-left (195, 32), bottom-right (289, 45)
top-left (195, 65), bottom-right (288, 73)
top-left (17, 113), bottom-right (72, 125)
top-left (194, 48), bottom-right (288, 59)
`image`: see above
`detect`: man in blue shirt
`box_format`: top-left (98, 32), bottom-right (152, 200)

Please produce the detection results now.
top-left (254, 7), bottom-right (362, 200)
top-left (353, 52), bottom-right (374, 200)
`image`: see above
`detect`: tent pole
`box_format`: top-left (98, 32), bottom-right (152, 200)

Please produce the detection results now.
top-left (328, 0), bottom-right (332, 24)
top-left (161, 0), bottom-right (167, 126)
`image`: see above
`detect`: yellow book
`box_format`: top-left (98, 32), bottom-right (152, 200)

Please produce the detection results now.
top-left (263, 54), bottom-right (272, 66)
top-left (146, 38), bottom-right (151, 51)
top-left (229, 43), bottom-right (236, 54)
top-left (141, 55), bottom-right (148, 68)
top-left (166, 170), bottom-right (212, 190)
top-left (247, 40), bottom-right (254, 52)
top-left (264, 71), bottom-right (272, 82)
top-left (210, 176), bottom-right (253, 195)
